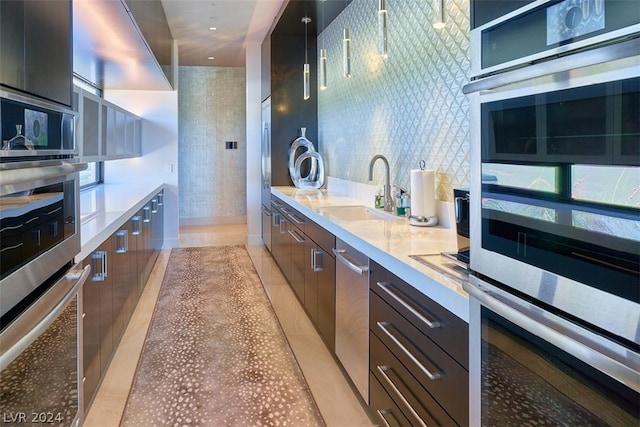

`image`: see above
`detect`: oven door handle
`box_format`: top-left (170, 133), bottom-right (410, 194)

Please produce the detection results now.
top-left (0, 265), bottom-right (91, 371)
top-left (464, 278), bottom-right (640, 393)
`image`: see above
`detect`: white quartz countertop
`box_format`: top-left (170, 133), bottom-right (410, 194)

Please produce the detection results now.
top-left (78, 183), bottom-right (165, 261)
top-left (272, 186), bottom-right (470, 322)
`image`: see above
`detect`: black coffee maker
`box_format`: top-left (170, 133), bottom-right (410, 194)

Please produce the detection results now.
top-left (442, 188), bottom-right (470, 269)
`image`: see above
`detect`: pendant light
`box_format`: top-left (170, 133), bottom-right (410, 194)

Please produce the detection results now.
top-left (343, 0), bottom-right (352, 78)
top-left (378, 0), bottom-right (388, 58)
top-left (302, 16), bottom-right (311, 100)
top-left (319, 1), bottom-right (327, 90)
top-left (433, 0), bottom-right (446, 29)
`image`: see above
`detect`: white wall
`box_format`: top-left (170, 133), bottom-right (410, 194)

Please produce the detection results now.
top-left (245, 42), bottom-right (263, 245)
top-left (102, 90), bottom-right (180, 248)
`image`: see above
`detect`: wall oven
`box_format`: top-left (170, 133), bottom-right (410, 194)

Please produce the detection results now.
top-left (464, 26), bottom-right (639, 426)
top-left (470, 0), bottom-right (640, 78)
top-left (1, 89), bottom-right (89, 426)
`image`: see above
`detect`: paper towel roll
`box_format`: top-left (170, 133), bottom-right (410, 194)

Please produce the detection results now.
top-left (411, 169), bottom-right (436, 217)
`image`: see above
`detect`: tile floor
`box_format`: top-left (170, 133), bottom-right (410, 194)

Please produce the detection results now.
top-left (83, 224), bottom-right (374, 427)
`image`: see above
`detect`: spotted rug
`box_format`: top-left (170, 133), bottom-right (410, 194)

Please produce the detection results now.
top-left (120, 245), bottom-right (325, 427)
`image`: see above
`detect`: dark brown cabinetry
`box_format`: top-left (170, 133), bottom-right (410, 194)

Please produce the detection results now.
top-left (369, 261), bottom-right (469, 426)
top-left (0, 0), bottom-right (72, 106)
top-left (269, 196), bottom-right (336, 351)
top-left (81, 190), bottom-right (164, 413)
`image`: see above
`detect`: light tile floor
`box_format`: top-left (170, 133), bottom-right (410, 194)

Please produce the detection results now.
top-left (84, 224), bottom-right (373, 427)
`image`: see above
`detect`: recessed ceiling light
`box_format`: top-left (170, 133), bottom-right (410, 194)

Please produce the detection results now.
top-left (209, 26), bottom-right (217, 31)
top-left (208, 56), bottom-right (215, 60)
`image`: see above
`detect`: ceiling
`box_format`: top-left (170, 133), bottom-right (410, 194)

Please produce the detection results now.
top-left (161, 0), bottom-right (285, 67)
top-left (72, 0), bottom-right (351, 90)
top-left (161, 0), bottom-right (352, 67)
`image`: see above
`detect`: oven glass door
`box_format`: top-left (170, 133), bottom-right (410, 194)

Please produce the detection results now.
top-left (465, 278), bottom-right (640, 426)
top-left (0, 265), bottom-right (90, 427)
top-left (481, 308), bottom-right (639, 425)
top-left (480, 76), bottom-right (639, 302)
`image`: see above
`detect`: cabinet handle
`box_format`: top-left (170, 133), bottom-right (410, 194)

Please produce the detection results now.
top-left (44, 206), bottom-right (63, 216)
top-left (32, 229), bottom-right (41, 247)
top-left (91, 250), bottom-right (108, 281)
top-left (376, 410), bottom-right (402, 427)
top-left (116, 230), bottom-right (128, 254)
top-left (288, 228), bottom-right (305, 244)
top-left (311, 248), bottom-right (324, 272)
top-left (0, 224), bottom-right (24, 233)
top-left (151, 198), bottom-right (158, 213)
top-left (279, 218), bottom-right (288, 234)
top-left (376, 282), bottom-right (441, 329)
top-left (157, 192), bottom-right (164, 206)
top-left (376, 365), bottom-right (428, 427)
top-left (272, 200), bottom-right (284, 208)
top-left (0, 243), bottom-right (23, 253)
top-left (132, 215), bottom-right (142, 235)
top-left (377, 321), bottom-right (443, 380)
top-left (289, 214), bottom-right (305, 225)
top-left (143, 206), bottom-right (151, 223)
top-left (272, 212), bottom-right (280, 228)
top-left (332, 248), bottom-right (368, 275)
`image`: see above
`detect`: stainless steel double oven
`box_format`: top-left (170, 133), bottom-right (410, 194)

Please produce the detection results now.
top-left (0, 89), bottom-right (89, 426)
top-left (464, 1), bottom-right (639, 425)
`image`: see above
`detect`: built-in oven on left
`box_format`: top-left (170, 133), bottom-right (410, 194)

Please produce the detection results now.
top-left (0, 90), bottom-right (90, 426)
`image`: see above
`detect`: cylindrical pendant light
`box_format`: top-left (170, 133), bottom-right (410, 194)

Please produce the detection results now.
top-left (378, 0), bottom-right (388, 58)
top-left (343, 28), bottom-right (352, 78)
top-left (319, 1), bottom-right (327, 90)
top-left (433, 0), bottom-right (446, 29)
top-left (302, 16), bottom-right (311, 100)
top-left (320, 48), bottom-right (328, 90)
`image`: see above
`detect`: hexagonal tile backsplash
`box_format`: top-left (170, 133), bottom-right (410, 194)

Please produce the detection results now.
top-left (317, 0), bottom-right (470, 201)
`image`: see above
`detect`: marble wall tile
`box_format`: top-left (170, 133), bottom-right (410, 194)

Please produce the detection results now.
top-left (178, 66), bottom-right (247, 220)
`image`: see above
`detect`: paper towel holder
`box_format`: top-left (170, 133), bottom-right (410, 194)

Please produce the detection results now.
top-left (409, 160), bottom-right (438, 226)
top-left (409, 215), bottom-right (439, 227)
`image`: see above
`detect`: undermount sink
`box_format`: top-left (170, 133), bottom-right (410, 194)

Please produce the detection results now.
top-left (318, 205), bottom-right (402, 222)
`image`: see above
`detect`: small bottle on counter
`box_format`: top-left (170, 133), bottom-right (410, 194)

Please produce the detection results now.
top-left (375, 188), bottom-right (384, 209)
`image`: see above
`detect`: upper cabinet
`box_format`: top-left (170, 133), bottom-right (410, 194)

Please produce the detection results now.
top-left (0, 0), bottom-right (72, 107)
top-left (74, 86), bottom-right (142, 162)
top-left (73, 0), bottom-right (174, 91)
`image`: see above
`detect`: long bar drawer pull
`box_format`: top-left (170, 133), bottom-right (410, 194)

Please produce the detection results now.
top-left (376, 282), bottom-right (441, 329)
top-left (288, 228), bottom-right (305, 244)
top-left (376, 365), bottom-right (428, 427)
top-left (377, 322), bottom-right (443, 380)
top-left (376, 410), bottom-right (402, 427)
top-left (332, 248), bottom-right (369, 275)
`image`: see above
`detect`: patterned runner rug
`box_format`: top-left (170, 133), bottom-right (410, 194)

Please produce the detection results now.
top-left (120, 245), bottom-right (325, 426)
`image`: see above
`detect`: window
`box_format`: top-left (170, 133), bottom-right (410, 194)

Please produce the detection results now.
top-left (79, 162), bottom-right (102, 188)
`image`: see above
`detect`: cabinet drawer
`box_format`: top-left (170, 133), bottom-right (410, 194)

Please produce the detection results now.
top-left (370, 261), bottom-right (468, 369)
top-left (370, 333), bottom-right (457, 426)
top-left (305, 220), bottom-right (335, 256)
top-left (370, 372), bottom-right (412, 427)
top-left (370, 292), bottom-right (468, 425)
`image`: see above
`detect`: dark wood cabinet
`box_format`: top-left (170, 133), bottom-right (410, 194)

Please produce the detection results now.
top-left (82, 191), bottom-right (165, 414)
top-left (369, 261), bottom-right (469, 426)
top-left (0, 0), bottom-right (72, 106)
top-left (269, 196), bottom-right (336, 352)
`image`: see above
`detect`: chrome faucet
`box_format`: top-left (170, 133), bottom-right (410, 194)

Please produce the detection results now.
top-left (368, 154), bottom-right (394, 212)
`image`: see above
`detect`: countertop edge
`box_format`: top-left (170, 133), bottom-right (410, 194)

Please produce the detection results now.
top-left (77, 183), bottom-right (165, 262)
top-left (271, 187), bottom-right (470, 323)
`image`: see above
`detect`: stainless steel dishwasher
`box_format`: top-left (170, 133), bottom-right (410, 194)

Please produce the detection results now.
top-left (333, 238), bottom-right (370, 403)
